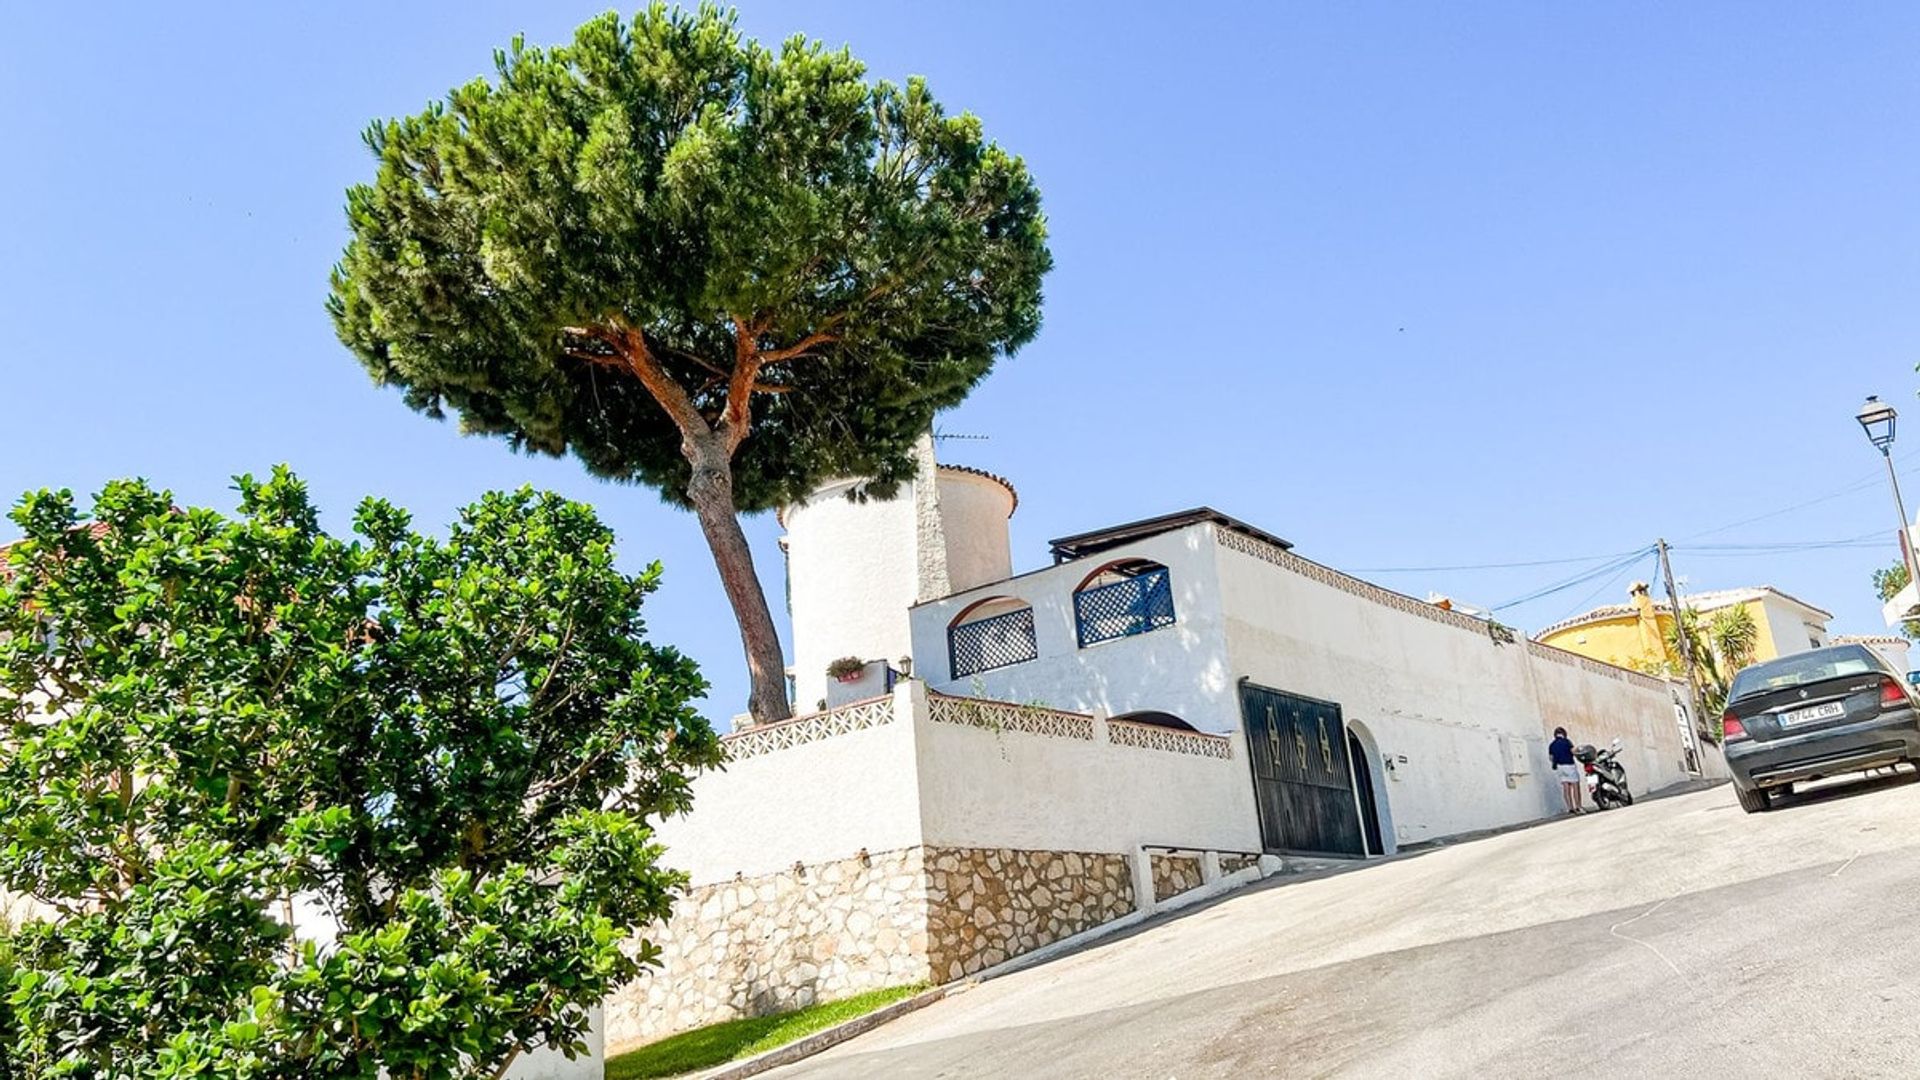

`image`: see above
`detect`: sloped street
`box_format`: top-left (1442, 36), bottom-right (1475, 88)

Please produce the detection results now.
top-left (774, 776), bottom-right (1920, 1078)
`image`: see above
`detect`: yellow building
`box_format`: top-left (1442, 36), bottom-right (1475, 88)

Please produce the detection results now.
top-left (1536, 582), bottom-right (1833, 672)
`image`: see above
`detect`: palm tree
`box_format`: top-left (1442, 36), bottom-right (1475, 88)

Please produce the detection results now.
top-left (1666, 604), bottom-right (1760, 737)
top-left (1707, 606), bottom-right (1760, 681)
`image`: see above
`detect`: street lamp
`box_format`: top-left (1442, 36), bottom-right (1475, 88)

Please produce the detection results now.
top-left (1859, 396), bottom-right (1920, 607)
top-left (1860, 395), bottom-right (1898, 450)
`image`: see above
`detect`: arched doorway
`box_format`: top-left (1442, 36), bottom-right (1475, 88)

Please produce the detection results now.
top-left (1345, 720), bottom-right (1395, 857)
top-left (1348, 732), bottom-right (1385, 856)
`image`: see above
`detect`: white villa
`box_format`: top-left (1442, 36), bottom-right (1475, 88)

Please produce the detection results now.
top-left (607, 436), bottom-right (1705, 1047)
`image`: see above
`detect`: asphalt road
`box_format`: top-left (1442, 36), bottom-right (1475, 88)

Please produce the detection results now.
top-left (771, 773), bottom-right (1920, 1079)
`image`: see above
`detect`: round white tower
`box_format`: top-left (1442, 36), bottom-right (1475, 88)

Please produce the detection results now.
top-left (781, 434), bottom-right (1015, 712)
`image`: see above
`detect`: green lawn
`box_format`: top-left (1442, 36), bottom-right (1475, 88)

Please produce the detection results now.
top-left (606, 984), bottom-right (929, 1079)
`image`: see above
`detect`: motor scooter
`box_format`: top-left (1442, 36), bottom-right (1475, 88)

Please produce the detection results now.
top-left (1574, 738), bottom-right (1633, 810)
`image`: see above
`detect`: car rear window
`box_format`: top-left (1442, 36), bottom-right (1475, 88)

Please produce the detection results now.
top-left (1729, 648), bottom-right (1876, 702)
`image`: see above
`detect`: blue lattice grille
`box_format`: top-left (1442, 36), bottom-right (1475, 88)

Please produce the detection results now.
top-left (1075, 567), bottom-right (1176, 647)
top-left (949, 607), bottom-right (1039, 677)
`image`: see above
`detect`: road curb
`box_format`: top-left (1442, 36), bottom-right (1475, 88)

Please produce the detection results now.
top-left (692, 982), bottom-right (962, 1080)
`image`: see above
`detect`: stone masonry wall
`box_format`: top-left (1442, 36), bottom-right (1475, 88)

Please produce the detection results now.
top-left (1150, 853), bottom-right (1205, 902)
top-left (605, 847), bottom-right (932, 1048)
top-left (1220, 852), bottom-right (1261, 876)
top-left (607, 845), bottom-right (1139, 1050)
top-left (924, 847), bottom-right (1135, 983)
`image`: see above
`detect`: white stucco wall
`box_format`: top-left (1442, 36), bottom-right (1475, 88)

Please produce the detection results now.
top-left (1212, 531), bottom-right (1692, 847)
top-left (1524, 644), bottom-right (1697, 793)
top-left (910, 519), bottom-right (1689, 851)
top-left (934, 468), bottom-right (1014, 593)
top-left (651, 680), bottom-right (1258, 887)
top-left (1759, 594), bottom-right (1826, 656)
top-left (912, 702), bottom-right (1260, 856)
top-left (910, 528), bottom-right (1242, 734)
top-left (503, 1011), bottom-right (603, 1080)
top-left (784, 479), bottom-right (922, 712)
top-left (650, 695), bottom-right (924, 886)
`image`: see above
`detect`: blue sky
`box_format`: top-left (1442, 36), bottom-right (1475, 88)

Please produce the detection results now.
top-left (6, 3), bottom-right (1920, 722)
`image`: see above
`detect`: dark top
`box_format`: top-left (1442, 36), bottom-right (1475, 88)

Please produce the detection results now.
top-left (1549, 735), bottom-right (1576, 767)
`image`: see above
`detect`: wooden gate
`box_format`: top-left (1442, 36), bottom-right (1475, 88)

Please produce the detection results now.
top-left (1241, 682), bottom-right (1366, 856)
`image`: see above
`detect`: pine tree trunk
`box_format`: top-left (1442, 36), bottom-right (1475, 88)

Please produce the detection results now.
top-left (683, 435), bottom-right (793, 726)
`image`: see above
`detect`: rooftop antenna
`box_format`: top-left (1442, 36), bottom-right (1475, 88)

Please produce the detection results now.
top-left (933, 428), bottom-right (990, 442)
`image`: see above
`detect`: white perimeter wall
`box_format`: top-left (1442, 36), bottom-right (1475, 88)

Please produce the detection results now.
top-left (502, 1012), bottom-right (603, 1080)
top-left (909, 528), bottom-right (1243, 734)
top-left (649, 682), bottom-right (1259, 889)
top-left (1214, 532), bottom-right (1693, 847)
top-left (1525, 646), bottom-right (1697, 791)
top-left (650, 696), bottom-right (924, 886)
top-left (912, 696), bottom-right (1260, 856)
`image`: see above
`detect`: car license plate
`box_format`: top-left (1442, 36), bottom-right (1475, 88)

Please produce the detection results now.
top-left (1781, 701), bottom-right (1846, 726)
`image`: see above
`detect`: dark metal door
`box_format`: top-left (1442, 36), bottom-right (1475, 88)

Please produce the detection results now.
top-left (1241, 682), bottom-right (1365, 856)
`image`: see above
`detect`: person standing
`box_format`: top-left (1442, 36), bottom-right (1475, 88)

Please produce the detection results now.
top-left (1550, 726), bottom-right (1584, 814)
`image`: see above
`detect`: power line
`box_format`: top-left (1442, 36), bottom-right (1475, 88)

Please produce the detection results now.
top-left (1677, 531), bottom-right (1883, 554)
top-left (1547, 547), bottom-right (1659, 625)
top-left (1350, 549), bottom-right (1647, 574)
top-left (1491, 546), bottom-right (1659, 612)
top-left (1679, 544), bottom-right (1886, 560)
top-left (1681, 446), bottom-right (1920, 542)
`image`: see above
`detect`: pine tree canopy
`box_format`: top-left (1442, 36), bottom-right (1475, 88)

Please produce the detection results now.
top-left (328, 3), bottom-right (1051, 512)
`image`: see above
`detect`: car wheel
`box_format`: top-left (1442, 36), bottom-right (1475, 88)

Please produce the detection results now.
top-left (1736, 785), bottom-right (1771, 814)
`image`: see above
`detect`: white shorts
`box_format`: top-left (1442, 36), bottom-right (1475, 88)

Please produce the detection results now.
top-left (1555, 763), bottom-right (1582, 784)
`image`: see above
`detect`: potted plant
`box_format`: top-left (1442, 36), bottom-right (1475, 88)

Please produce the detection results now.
top-left (827, 657), bottom-right (867, 684)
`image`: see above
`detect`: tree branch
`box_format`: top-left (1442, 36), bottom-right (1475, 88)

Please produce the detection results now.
top-left (758, 330), bottom-right (839, 364)
top-left (720, 317), bottom-right (766, 453)
top-left (565, 323), bottom-right (712, 442)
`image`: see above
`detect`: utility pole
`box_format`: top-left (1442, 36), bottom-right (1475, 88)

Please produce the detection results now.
top-left (1657, 538), bottom-right (1709, 739)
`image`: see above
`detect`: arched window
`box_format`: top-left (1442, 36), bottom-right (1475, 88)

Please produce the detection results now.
top-left (1109, 710), bottom-right (1197, 732)
top-left (948, 597), bottom-right (1038, 678)
top-left (1073, 559), bottom-right (1175, 647)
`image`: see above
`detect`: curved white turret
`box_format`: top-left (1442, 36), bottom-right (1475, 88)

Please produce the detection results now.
top-left (781, 435), bottom-right (1015, 712)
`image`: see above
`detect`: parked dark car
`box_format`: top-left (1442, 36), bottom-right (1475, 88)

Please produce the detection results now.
top-left (1722, 643), bottom-right (1920, 813)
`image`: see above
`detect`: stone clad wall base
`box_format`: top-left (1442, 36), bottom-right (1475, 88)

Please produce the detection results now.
top-left (606, 847), bottom-right (933, 1048)
top-left (606, 844), bottom-right (1137, 1050)
top-left (1219, 852), bottom-right (1261, 876)
top-left (924, 847), bottom-right (1135, 983)
top-left (1150, 853), bottom-right (1205, 902)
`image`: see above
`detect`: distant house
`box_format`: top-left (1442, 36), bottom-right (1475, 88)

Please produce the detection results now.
top-left (1536, 582), bottom-right (1833, 672)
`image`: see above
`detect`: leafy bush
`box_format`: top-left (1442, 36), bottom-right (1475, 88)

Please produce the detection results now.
top-left (0, 468), bottom-right (720, 1078)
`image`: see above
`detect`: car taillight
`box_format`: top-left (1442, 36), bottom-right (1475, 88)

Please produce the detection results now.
top-left (1722, 712), bottom-right (1749, 741)
top-left (1882, 676), bottom-right (1910, 708)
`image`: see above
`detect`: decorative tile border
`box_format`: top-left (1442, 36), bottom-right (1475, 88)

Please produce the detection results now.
top-left (1523, 639), bottom-right (1669, 692)
top-left (1107, 719), bottom-right (1233, 759)
top-left (927, 694), bottom-right (1096, 741)
top-left (722, 697), bottom-right (897, 760)
top-left (1216, 528), bottom-right (1667, 692)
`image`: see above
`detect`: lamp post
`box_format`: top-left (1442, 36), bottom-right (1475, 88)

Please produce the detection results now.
top-left (1858, 395), bottom-right (1920, 603)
